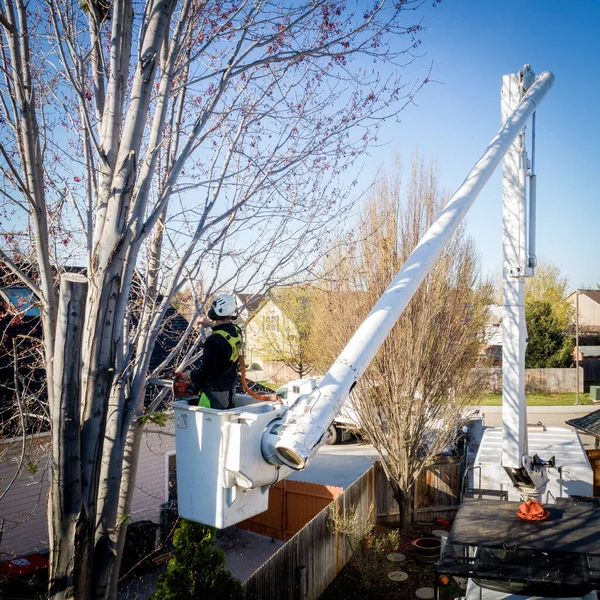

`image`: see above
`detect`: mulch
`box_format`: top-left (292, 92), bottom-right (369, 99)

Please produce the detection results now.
top-left (319, 523), bottom-right (461, 600)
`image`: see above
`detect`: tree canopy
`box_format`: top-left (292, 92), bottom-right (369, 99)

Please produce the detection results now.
top-left (0, 0), bottom-right (435, 596)
top-left (151, 520), bottom-right (243, 600)
top-left (310, 155), bottom-right (486, 529)
top-left (525, 299), bottom-right (574, 368)
top-left (524, 261), bottom-right (574, 367)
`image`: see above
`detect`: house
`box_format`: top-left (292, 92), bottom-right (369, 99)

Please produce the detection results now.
top-left (0, 286), bottom-right (44, 438)
top-left (0, 422), bottom-right (176, 561)
top-left (243, 291), bottom-right (308, 384)
top-left (572, 346), bottom-right (600, 386)
top-left (566, 289), bottom-right (600, 332)
top-left (566, 408), bottom-right (600, 452)
top-left (234, 292), bottom-right (263, 323)
top-left (0, 273), bottom-right (190, 562)
top-left (479, 304), bottom-right (503, 365)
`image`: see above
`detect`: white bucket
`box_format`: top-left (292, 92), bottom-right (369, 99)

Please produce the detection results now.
top-left (173, 397), bottom-right (286, 529)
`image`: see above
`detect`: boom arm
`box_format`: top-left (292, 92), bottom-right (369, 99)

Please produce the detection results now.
top-left (174, 67), bottom-right (554, 529)
top-left (266, 69), bottom-right (555, 472)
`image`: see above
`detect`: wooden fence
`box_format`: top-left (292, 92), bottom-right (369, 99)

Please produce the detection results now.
top-left (474, 367), bottom-right (584, 393)
top-left (244, 467), bottom-right (375, 600)
top-left (238, 480), bottom-right (343, 542)
top-left (587, 449), bottom-right (600, 496)
top-left (375, 457), bottom-right (462, 524)
top-left (243, 457), bottom-right (462, 599)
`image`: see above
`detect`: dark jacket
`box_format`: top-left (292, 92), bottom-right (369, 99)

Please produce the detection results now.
top-left (190, 322), bottom-right (241, 392)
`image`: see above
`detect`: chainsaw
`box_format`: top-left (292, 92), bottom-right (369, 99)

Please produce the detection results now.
top-left (147, 373), bottom-right (196, 397)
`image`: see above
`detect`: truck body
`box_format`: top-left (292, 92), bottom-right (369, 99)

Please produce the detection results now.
top-left (436, 67), bottom-right (598, 600)
top-left (275, 377), bottom-right (360, 443)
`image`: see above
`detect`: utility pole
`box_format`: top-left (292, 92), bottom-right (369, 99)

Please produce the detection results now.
top-left (575, 290), bottom-right (580, 406)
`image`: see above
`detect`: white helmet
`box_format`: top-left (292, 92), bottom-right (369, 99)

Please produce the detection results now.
top-left (208, 294), bottom-right (238, 320)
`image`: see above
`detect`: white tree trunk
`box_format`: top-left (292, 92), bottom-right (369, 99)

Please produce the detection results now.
top-left (48, 275), bottom-right (88, 599)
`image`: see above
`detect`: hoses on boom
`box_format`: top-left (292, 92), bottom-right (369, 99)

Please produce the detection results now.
top-left (239, 355), bottom-right (281, 404)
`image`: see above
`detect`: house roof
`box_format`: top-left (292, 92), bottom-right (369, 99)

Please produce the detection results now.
top-left (580, 290), bottom-right (600, 305)
top-left (148, 305), bottom-right (192, 372)
top-left (566, 408), bottom-right (600, 439)
top-left (236, 293), bottom-right (264, 315)
top-left (567, 289), bottom-right (600, 306)
top-left (0, 268), bottom-right (194, 430)
top-left (578, 346), bottom-right (600, 358)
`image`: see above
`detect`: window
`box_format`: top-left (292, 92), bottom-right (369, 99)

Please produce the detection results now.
top-left (166, 453), bottom-right (178, 504)
top-left (263, 314), bottom-right (279, 332)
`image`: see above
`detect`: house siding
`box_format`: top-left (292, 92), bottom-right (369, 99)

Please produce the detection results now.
top-left (0, 434), bottom-right (51, 558)
top-left (567, 291), bottom-right (600, 330)
top-left (579, 295), bottom-right (600, 329)
top-left (0, 422), bottom-right (175, 560)
top-left (128, 424), bottom-right (175, 523)
top-left (245, 299), bottom-right (304, 383)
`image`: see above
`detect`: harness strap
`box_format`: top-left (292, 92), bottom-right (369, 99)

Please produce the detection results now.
top-left (212, 326), bottom-right (243, 362)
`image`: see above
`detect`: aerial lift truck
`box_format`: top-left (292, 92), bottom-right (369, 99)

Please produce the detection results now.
top-left (174, 66), bottom-right (599, 598)
top-left (435, 68), bottom-right (599, 600)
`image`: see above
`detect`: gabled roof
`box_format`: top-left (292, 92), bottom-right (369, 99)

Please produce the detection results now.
top-left (236, 293), bottom-right (264, 315)
top-left (566, 408), bottom-right (600, 439)
top-left (0, 269), bottom-right (193, 430)
top-left (566, 289), bottom-right (600, 306)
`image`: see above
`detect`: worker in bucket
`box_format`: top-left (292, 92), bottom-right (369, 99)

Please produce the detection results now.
top-left (184, 294), bottom-right (243, 410)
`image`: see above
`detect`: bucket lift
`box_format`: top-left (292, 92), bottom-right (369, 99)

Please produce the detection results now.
top-left (174, 66), bottom-right (590, 537)
top-left (434, 68), bottom-right (599, 600)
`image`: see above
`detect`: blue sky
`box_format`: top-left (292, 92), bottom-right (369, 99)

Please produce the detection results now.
top-left (362, 0), bottom-right (600, 291)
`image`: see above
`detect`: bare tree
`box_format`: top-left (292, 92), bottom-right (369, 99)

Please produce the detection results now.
top-left (311, 156), bottom-right (485, 530)
top-left (0, 0), bottom-right (433, 596)
top-left (252, 286), bottom-right (315, 379)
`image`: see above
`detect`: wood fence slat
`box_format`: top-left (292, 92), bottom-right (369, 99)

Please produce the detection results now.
top-left (244, 457), bottom-right (463, 599)
top-left (244, 468), bottom-right (374, 599)
top-left (586, 449), bottom-right (600, 496)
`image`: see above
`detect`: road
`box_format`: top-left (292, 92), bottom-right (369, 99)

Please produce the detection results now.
top-left (476, 404), bottom-right (600, 450)
top-left (291, 405), bottom-right (600, 490)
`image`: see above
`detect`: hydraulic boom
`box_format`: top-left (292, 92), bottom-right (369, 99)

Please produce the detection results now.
top-left (174, 66), bottom-right (556, 529)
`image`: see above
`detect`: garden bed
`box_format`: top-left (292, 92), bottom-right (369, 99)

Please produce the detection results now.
top-left (320, 523), bottom-right (460, 600)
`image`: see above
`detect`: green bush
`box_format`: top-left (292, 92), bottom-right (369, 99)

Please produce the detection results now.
top-left (150, 520), bottom-right (243, 600)
top-left (525, 300), bottom-right (574, 368)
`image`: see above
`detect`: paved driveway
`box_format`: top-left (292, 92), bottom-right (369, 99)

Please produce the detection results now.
top-left (476, 404), bottom-right (599, 450)
top-left (287, 439), bottom-right (379, 489)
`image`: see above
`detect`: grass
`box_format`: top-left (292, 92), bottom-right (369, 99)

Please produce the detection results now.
top-left (255, 383), bottom-right (597, 405)
top-left (478, 393), bottom-right (595, 406)
top-left (258, 380), bottom-right (279, 391)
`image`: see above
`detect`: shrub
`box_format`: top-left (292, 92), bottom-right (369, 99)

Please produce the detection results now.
top-left (150, 520), bottom-right (243, 600)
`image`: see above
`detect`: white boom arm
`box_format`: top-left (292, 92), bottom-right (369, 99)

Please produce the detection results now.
top-left (499, 66), bottom-right (552, 497)
top-left (266, 69), bottom-right (555, 471)
top-left (174, 67), bottom-right (554, 529)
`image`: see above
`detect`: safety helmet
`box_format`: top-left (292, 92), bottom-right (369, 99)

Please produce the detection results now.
top-left (208, 294), bottom-right (238, 320)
